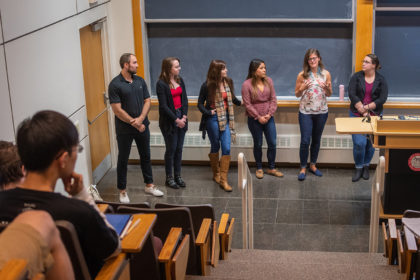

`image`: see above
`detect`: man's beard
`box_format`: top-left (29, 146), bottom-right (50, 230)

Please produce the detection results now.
top-left (128, 68), bottom-right (137, 75)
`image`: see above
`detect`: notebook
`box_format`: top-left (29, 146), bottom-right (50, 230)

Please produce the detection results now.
top-left (105, 214), bottom-right (133, 237)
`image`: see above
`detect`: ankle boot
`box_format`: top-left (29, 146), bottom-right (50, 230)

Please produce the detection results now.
top-left (208, 153), bottom-right (221, 183)
top-left (165, 176), bottom-right (179, 189)
top-left (219, 155), bottom-right (232, 192)
top-left (362, 166), bottom-right (370, 180)
top-left (352, 168), bottom-right (363, 182)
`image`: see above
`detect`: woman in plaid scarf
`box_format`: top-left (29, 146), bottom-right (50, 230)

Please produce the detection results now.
top-left (198, 60), bottom-right (241, 192)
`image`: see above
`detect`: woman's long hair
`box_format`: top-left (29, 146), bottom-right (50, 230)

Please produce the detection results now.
top-left (159, 57), bottom-right (180, 87)
top-left (302, 49), bottom-right (325, 79)
top-left (206, 60), bottom-right (234, 104)
top-left (246, 59), bottom-right (269, 100)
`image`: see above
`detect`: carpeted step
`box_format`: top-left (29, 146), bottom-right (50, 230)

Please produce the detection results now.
top-left (186, 249), bottom-right (399, 280)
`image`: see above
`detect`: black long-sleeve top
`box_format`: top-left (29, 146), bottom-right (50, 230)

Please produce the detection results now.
top-left (156, 78), bottom-right (188, 135)
top-left (348, 71), bottom-right (388, 116)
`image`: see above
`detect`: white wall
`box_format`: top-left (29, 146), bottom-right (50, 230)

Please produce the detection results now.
top-left (0, 0), bottom-right (122, 193)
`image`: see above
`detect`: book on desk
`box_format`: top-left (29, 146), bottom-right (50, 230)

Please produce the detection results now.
top-left (105, 214), bottom-right (135, 239)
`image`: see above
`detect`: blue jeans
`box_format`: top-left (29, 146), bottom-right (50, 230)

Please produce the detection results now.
top-left (247, 117), bottom-right (277, 169)
top-left (116, 127), bottom-right (153, 190)
top-left (298, 112), bottom-right (328, 168)
top-left (161, 110), bottom-right (186, 177)
top-left (349, 111), bottom-right (375, 168)
top-left (206, 114), bottom-right (231, 155)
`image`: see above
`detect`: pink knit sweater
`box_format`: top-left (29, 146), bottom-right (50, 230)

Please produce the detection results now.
top-left (241, 77), bottom-right (277, 119)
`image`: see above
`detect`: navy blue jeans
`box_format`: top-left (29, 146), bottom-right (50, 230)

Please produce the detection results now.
top-left (116, 127), bottom-right (153, 190)
top-left (161, 110), bottom-right (186, 177)
top-left (298, 112), bottom-right (328, 168)
top-left (206, 114), bottom-right (231, 155)
top-left (349, 111), bottom-right (375, 168)
top-left (247, 117), bottom-right (277, 169)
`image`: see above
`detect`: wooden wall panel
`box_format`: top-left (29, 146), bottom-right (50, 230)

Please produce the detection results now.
top-left (355, 0), bottom-right (374, 72)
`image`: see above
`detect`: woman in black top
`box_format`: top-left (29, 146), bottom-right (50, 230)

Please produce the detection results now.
top-left (348, 53), bottom-right (388, 182)
top-left (156, 57), bottom-right (188, 189)
top-left (198, 60), bottom-right (241, 192)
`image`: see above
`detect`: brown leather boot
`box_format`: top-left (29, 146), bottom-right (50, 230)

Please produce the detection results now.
top-left (208, 153), bottom-right (220, 183)
top-left (219, 155), bottom-right (232, 192)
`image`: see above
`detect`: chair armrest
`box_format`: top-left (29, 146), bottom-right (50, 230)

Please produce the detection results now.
top-left (211, 220), bottom-right (220, 268)
top-left (158, 227), bottom-right (182, 263)
top-left (225, 218), bottom-right (235, 253)
top-left (171, 235), bottom-right (190, 280)
top-left (396, 229), bottom-right (405, 273)
top-left (404, 226), bottom-right (418, 252)
top-left (196, 218), bottom-right (211, 246)
top-left (382, 222), bottom-right (388, 258)
top-left (388, 219), bottom-right (397, 240)
top-left (95, 253), bottom-right (128, 280)
top-left (0, 259), bottom-right (28, 280)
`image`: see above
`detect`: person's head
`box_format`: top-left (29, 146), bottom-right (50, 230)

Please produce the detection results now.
top-left (362, 54), bottom-right (381, 72)
top-left (246, 59), bottom-right (266, 80)
top-left (0, 141), bottom-right (24, 190)
top-left (246, 59), bottom-right (269, 100)
top-left (159, 57), bottom-right (181, 86)
top-left (302, 48), bottom-right (325, 79)
top-left (206, 60), bottom-right (234, 103)
top-left (16, 110), bottom-right (80, 176)
top-left (119, 53), bottom-right (138, 75)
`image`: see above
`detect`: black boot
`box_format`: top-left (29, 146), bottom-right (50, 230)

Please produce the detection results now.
top-left (362, 166), bottom-right (370, 180)
top-left (352, 168), bottom-right (363, 182)
top-left (165, 176), bottom-right (179, 189)
top-left (174, 175), bottom-right (186, 188)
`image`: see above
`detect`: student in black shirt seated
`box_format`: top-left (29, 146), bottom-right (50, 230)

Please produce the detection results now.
top-left (0, 110), bottom-right (120, 278)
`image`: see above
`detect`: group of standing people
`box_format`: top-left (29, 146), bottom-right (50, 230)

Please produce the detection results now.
top-left (109, 50), bottom-right (387, 202)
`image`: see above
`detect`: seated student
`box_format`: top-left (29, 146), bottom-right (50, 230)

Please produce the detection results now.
top-left (0, 110), bottom-right (120, 278)
top-left (0, 210), bottom-right (74, 280)
top-left (0, 141), bottom-right (24, 190)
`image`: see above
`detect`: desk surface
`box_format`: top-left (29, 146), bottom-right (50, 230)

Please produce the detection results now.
top-left (121, 213), bottom-right (157, 253)
top-left (402, 218), bottom-right (420, 238)
top-left (335, 117), bottom-right (377, 134)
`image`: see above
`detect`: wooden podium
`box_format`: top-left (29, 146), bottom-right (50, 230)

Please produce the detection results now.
top-left (336, 116), bottom-right (420, 215)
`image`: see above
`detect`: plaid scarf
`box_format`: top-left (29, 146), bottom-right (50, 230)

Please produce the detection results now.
top-left (215, 83), bottom-right (236, 143)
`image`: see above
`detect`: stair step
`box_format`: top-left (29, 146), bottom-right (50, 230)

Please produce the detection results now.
top-left (186, 249), bottom-right (399, 280)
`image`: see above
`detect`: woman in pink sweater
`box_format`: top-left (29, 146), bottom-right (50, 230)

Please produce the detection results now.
top-left (242, 59), bottom-right (283, 179)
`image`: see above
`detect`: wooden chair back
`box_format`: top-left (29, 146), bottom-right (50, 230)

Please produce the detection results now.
top-left (155, 203), bottom-right (215, 237)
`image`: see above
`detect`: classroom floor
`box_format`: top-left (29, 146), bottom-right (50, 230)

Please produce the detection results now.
top-left (97, 164), bottom-right (381, 252)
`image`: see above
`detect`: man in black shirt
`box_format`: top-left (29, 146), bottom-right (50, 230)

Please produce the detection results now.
top-left (0, 110), bottom-right (120, 278)
top-left (109, 53), bottom-right (163, 202)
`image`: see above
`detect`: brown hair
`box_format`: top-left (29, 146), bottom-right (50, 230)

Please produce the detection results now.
top-left (302, 48), bottom-right (325, 79)
top-left (366, 53), bottom-right (381, 70)
top-left (119, 53), bottom-right (134, 69)
top-left (206, 60), bottom-right (235, 104)
top-left (0, 141), bottom-right (23, 190)
top-left (246, 59), bottom-right (269, 100)
top-left (159, 57), bottom-right (180, 87)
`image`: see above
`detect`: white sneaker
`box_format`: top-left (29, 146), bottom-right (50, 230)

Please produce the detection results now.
top-left (88, 185), bottom-right (103, 201)
top-left (145, 185), bottom-right (164, 197)
top-left (119, 192), bottom-right (130, 203)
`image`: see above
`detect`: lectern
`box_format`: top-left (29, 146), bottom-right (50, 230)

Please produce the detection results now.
top-left (336, 116), bottom-right (420, 215)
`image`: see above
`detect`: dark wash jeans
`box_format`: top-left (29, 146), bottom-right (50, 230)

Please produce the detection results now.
top-left (247, 116), bottom-right (277, 169)
top-left (298, 112), bottom-right (328, 168)
top-left (349, 110), bottom-right (375, 168)
top-left (161, 110), bottom-right (186, 177)
top-left (116, 127), bottom-right (153, 190)
top-left (206, 114), bottom-right (231, 156)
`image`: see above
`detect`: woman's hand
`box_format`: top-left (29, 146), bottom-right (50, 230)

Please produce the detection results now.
top-left (258, 116), bottom-right (267, 124)
top-left (211, 109), bottom-right (216, 115)
top-left (175, 118), bottom-right (185, 128)
top-left (319, 81), bottom-right (331, 94)
top-left (299, 79), bottom-right (312, 93)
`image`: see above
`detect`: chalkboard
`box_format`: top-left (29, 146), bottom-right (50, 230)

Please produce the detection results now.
top-left (377, 0), bottom-right (420, 7)
top-left (375, 11), bottom-right (420, 98)
top-left (147, 23), bottom-right (353, 98)
top-left (145, 0), bottom-right (352, 20)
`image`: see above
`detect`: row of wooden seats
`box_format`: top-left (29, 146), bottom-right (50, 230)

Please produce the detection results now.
top-left (382, 210), bottom-right (420, 280)
top-left (98, 200), bottom-right (235, 279)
